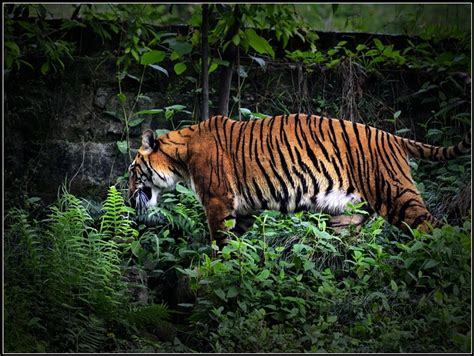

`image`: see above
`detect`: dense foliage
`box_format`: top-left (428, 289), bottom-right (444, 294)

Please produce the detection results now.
top-left (5, 174), bottom-right (471, 352)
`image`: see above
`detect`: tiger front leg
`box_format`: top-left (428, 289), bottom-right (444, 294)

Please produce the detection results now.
top-left (204, 197), bottom-right (235, 251)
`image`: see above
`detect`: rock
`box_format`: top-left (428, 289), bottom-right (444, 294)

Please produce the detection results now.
top-left (93, 87), bottom-right (111, 109)
top-left (20, 140), bottom-right (131, 202)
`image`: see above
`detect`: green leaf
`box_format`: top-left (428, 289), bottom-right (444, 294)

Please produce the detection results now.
top-left (131, 49), bottom-right (139, 62)
top-left (223, 219), bottom-right (236, 229)
top-left (353, 250), bottom-right (362, 259)
top-left (237, 300), bottom-right (247, 312)
top-left (423, 259), bottom-right (440, 269)
top-left (325, 58), bottom-right (340, 69)
top-left (226, 286), bottom-right (239, 299)
top-left (356, 44), bottom-right (367, 51)
top-left (176, 267), bottom-right (198, 278)
top-left (257, 269), bottom-right (270, 281)
top-left (240, 108), bottom-right (252, 119)
top-left (170, 51), bottom-right (180, 61)
top-left (214, 288), bottom-right (227, 301)
top-left (232, 34), bottom-right (240, 46)
top-left (409, 241), bottom-right (424, 253)
top-left (141, 50), bottom-right (166, 65)
top-left (439, 91), bottom-right (446, 101)
top-left (116, 140), bottom-right (128, 154)
top-left (250, 112), bottom-right (269, 119)
top-left (365, 49), bottom-right (379, 56)
top-left (126, 73), bottom-right (140, 81)
top-left (245, 29), bottom-right (275, 58)
top-left (174, 62), bottom-right (187, 75)
top-left (165, 39), bottom-right (193, 56)
top-left (137, 94), bottom-right (152, 103)
top-left (27, 197), bottom-right (41, 204)
top-left (393, 110), bottom-right (402, 119)
top-left (5, 55), bottom-right (13, 69)
top-left (209, 63), bottom-right (218, 74)
top-left (117, 93), bottom-right (127, 104)
top-left (374, 38), bottom-right (384, 51)
top-left (133, 109), bottom-right (164, 116)
top-left (128, 117), bottom-right (144, 127)
top-left (250, 55), bottom-right (266, 70)
top-left (155, 129), bottom-right (171, 137)
top-left (5, 41), bottom-right (20, 56)
top-left (149, 64), bottom-right (169, 77)
top-left (390, 279), bottom-right (398, 292)
top-left (165, 104), bottom-right (186, 111)
top-left (208, 59), bottom-right (228, 75)
top-left (395, 128), bottom-right (411, 135)
top-left (131, 240), bottom-right (141, 257)
top-left (41, 62), bottom-right (50, 75)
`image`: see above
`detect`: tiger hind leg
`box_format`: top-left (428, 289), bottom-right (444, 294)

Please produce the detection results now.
top-left (382, 186), bottom-right (438, 233)
top-left (398, 205), bottom-right (438, 233)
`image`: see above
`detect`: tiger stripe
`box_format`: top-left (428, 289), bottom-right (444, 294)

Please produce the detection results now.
top-left (129, 114), bottom-right (470, 246)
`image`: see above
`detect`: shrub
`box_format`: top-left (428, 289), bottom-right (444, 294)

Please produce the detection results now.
top-left (177, 212), bottom-right (471, 352)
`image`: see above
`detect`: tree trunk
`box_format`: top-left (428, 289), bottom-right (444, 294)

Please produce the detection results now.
top-left (216, 5), bottom-right (241, 116)
top-left (201, 4), bottom-right (209, 120)
top-left (217, 64), bottom-right (234, 116)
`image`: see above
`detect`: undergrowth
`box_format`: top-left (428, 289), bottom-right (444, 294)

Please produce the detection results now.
top-left (4, 180), bottom-right (471, 352)
top-left (4, 186), bottom-right (170, 352)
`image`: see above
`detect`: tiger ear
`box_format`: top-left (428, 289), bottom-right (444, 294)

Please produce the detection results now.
top-left (139, 129), bottom-right (156, 155)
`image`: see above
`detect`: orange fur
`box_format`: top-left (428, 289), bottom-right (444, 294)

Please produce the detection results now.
top-left (129, 114), bottom-right (470, 245)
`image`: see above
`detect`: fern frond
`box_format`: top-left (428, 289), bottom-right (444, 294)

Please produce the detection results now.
top-left (125, 303), bottom-right (171, 328)
top-left (100, 186), bottom-right (139, 245)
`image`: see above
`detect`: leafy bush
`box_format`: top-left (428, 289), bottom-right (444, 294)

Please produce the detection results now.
top-left (177, 212), bottom-right (471, 352)
top-left (5, 183), bottom-right (471, 353)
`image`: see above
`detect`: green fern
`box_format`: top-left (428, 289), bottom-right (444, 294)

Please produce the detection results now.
top-left (150, 184), bottom-right (207, 241)
top-left (5, 208), bottom-right (43, 281)
top-left (5, 208), bottom-right (47, 352)
top-left (5, 186), bottom-right (132, 352)
top-left (44, 189), bottom-right (127, 350)
top-left (66, 315), bottom-right (108, 353)
top-left (125, 303), bottom-right (171, 328)
top-left (100, 185), bottom-right (139, 246)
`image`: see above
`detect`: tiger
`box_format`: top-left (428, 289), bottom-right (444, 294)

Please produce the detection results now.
top-left (128, 114), bottom-right (471, 247)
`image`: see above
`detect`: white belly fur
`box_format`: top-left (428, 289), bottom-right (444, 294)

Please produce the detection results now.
top-left (233, 189), bottom-right (361, 215)
top-left (315, 190), bottom-right (361, 214)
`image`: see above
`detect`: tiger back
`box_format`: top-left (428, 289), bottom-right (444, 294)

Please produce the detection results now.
top-left (128, 114), bottom-right (471, 247)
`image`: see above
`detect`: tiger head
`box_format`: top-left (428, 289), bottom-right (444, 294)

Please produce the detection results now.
top-left (128, 130), bottom-right (178, 212)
